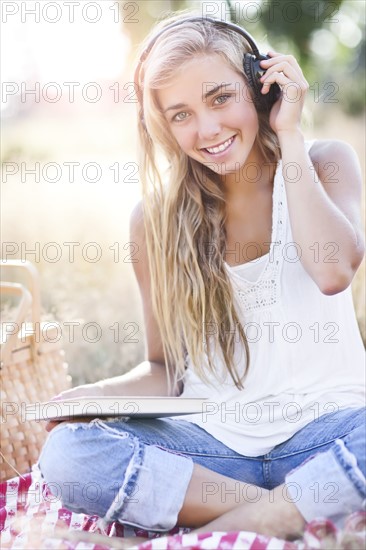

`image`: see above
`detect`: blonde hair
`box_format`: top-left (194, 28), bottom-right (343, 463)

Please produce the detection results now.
top-left (135, 12), bottom-right (280, 391)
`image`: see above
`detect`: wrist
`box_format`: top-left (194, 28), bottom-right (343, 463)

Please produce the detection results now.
top-left (277, 128), bottom-right (305, 144)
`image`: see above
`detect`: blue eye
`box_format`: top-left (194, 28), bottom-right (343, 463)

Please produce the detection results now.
top-left (214, 94), bottom-right (231, 104)
top-left (172, 111), bottom-right (189, 122)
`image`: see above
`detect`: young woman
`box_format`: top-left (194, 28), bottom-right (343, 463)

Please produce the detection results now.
top-left (39, 13), bottom-right (365, 540)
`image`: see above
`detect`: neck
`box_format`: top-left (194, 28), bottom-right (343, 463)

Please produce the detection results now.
top-left (222, 150), bottom-right (277, 201)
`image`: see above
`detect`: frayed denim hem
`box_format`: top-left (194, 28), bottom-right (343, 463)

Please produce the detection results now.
top-left (104, 443), bottom-right (194, 531)
top-left (285, 439), bottom-right (366, 526)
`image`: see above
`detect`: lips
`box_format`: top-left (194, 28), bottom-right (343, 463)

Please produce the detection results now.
top-left (201, 135), bottom-right (235, 155)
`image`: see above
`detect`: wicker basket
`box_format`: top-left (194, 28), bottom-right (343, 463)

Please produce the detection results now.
top-left (0, 260), bottom-right (71, 481)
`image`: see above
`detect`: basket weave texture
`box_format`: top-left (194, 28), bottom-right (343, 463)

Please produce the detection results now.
top-left (1, 261), bottom-right (71, 481)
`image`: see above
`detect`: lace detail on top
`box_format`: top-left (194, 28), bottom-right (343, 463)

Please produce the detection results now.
top-left (224, 159), bottom-right (286, 314)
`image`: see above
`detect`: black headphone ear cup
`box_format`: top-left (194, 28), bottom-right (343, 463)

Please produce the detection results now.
top-left (243, 53), bottom-right (262, 106)
top-left (243, 53), bottom-right (281, 111)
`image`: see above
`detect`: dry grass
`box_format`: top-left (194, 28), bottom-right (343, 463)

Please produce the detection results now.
top-left (1, 106), bottom-right (145, 384)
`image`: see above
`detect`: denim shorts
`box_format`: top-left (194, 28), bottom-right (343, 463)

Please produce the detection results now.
top-left (38, 407), bottom-right (366, 531)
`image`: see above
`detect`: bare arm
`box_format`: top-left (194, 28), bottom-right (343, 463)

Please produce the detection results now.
top-left (56, 359), bottom-right (174, 399)
top-left (95, 360), bottom-right (175, 397)
top-left (260, 52), bottom-right (364, 295)
top-left (279, 135), bottom-right (365, 294)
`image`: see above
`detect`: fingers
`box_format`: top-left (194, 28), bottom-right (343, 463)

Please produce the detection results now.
top-left (261, 61), bottom-right (300, 81)
top-left (262, 51), bottom-right (303, 73)
top-left (260, 52), bottom-right (308, 95)
top-left (261, 72), bottom-right (307, 97)
top-left (45, 420), bottom-right (62, 432)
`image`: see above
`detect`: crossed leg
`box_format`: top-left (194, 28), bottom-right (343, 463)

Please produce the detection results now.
top-left (178, 465), bottom-right (305, 540)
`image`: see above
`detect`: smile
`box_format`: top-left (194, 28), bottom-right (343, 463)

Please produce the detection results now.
top-left (203, 136), bottom-right (235, 155)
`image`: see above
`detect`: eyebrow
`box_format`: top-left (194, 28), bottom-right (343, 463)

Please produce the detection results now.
top-left (163, 83), bottom-right (233, 113)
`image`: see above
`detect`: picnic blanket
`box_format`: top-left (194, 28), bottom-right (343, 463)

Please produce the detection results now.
top-left (1, 467), bottom-right (365, 549)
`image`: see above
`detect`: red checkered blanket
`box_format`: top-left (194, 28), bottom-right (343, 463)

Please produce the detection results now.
top-left (1, 468), bottom-right (365, 549)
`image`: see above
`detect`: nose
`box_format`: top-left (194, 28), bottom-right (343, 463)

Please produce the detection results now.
top-left (196, 112), bottom-right (221, 142)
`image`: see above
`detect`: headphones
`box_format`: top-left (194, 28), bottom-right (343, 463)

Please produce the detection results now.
top-left (134, 16), bottom-right (281, 126)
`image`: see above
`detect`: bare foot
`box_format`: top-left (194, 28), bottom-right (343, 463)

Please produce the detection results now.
top-left (191, 483), bottom-right (306, 540)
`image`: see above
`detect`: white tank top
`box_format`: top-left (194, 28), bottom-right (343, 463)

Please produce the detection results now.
top-left (178, 140), bottom-right (366, 457)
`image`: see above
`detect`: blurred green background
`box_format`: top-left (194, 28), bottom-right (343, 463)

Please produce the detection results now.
top-left (1, 0), bottom-right (365, 385)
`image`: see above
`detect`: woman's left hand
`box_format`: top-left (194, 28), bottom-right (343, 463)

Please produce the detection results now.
top-left (259, 51), bottom-right (309, 135)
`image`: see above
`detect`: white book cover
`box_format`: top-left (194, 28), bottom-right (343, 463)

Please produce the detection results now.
top-left (25, 396), bottom-right (209, 421)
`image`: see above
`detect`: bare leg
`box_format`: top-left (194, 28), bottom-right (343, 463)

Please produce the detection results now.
top-left (190, 483), bottom-right (306, 540)
top-left (177, 463), bottom-right (268, 527)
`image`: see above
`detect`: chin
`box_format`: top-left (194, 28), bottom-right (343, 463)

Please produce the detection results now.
top-left (216, 159), bottom-right (247, 175)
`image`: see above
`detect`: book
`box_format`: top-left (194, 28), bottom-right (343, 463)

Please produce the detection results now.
top-left (25, 396), bottom-right (209, 422)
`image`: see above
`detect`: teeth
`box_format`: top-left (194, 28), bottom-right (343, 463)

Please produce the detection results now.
top-left (206, 137), bottom-right (234, 154)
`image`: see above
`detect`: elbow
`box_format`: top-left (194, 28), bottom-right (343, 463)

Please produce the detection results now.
top-left (318, 259), bottom-right (364, 297)
top-left (319, 275), bottom-right (351, 296)
top-left (318, 241), bottom-right (365, 296)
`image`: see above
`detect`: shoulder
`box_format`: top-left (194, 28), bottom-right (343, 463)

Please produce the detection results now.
top-left (308, 138), bottom-right (364, 249)
top-left (308, 139), bottom-right (363, 203)
top-left (130, 195), bottom-right (158, 235)
top-left (129, 200), bottom-right (149, 281)
top-left (309, 139), bottom-right (362, 184)
top-left (130, 199), bottom-right (144, 235)
top-left (309, 138), bottom-right (360, 159)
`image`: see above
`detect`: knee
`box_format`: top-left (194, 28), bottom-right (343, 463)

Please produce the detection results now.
top-left (39, 423), bottom-right (87, 479)
top-left (39, 423), bottom-right (93, 513)
top-left (38, 421), bottom-right (138, 517)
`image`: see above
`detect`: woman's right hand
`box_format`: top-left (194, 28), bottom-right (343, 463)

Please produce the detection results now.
top-left (45, 382), bottom-right (104, 432)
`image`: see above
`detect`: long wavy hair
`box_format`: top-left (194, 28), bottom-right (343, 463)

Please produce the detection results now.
top-left (134, 12), bottom-right (280, 391)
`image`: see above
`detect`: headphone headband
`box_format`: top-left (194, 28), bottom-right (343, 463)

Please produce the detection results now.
top-left (138, 17), bottom-right (260, 63)
top-left (134, 17), bottom-right (261, 108)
